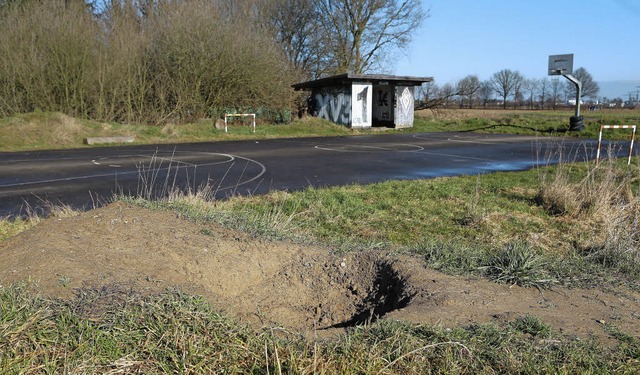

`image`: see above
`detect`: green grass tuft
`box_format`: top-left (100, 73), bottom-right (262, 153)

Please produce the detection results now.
top-left (481, 243), bottom-right (556, 289)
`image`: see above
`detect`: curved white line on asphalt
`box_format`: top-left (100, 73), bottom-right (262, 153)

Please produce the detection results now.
top-left (213, 153), bottom-right (267, 191)
top-left (0, 152), bottom-right (266, 190)
top-left (315, 143), bottom-right (424, 152)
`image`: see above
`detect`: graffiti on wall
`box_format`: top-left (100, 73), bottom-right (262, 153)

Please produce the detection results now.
top-left (395, 86), bottom-right (414, 127)
top-left (351, 84), bottom-right (371, 127)
top-left (377, 91), bottom-right (389, 107)
top-left (374, 86), bottom-right (393, 122)
top-left (313, 88), bottom-right (352, 126)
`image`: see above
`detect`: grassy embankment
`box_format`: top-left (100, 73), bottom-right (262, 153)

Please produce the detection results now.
top-left (2, 109), bottom-right (640, 372)
top-left (2, 109), bottom-right (640, 151)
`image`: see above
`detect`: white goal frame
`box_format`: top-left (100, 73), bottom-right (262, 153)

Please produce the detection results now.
top-left (596, 125), bottom-right (636, 165)
top-left (224, 113), bottom-right (256, 133)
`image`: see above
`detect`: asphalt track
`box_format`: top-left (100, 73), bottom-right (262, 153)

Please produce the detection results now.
top-left (0, 132), bottom-right (634, 216)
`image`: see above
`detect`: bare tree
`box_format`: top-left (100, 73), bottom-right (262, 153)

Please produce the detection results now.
top-left (416, 82), bottom-right (458, 110)
top-left (261, 0), bottom-right (321, 77)
top-left (437, 83), bottom-right (456, 108)
top-left (478, 80), bottom-right (493, 109)
top-left (523, 78), bottom-right (540, 110)
top-left (416, 80), bottom-right (437, 104)
top-left (514, 76), bottom-right (525, 108)
top-left (456, 75), bottom-right (480, 109)
top-left (313, 0), bottom-right (427, 75)
top-left (549, 77), bottom-right (563, 109)
top-left (566, 67), bottom-right (600, 100)
top-left (491, 69), bottom-right (524, 109)
top-left (538, 77), bottom-right (549, 110)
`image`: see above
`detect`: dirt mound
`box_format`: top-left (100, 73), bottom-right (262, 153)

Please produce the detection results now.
top-left (1, 202), bottom-right (639, 340)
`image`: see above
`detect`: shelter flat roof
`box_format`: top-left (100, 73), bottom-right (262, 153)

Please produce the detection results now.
top-left (292, 73), bottom-right (433, 90)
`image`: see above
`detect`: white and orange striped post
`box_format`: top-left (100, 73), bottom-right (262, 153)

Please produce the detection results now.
top-left (596, 125), bottom-right (636, 165)
top-left (224, 113), bottom-right (256, 133)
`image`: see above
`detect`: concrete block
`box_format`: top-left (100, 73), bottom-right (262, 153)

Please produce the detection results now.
top-left (84, 136), bottom-right (135, 145)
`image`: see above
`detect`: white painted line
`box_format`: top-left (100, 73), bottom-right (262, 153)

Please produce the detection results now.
top-left (412, 134), bottom-right (501, 145)
top-left (315, 143), bottom-right (424, 152)
top-left (446, 138), bottom-right (502, 145)
top-left (0, 152), bottom-right (267, 190)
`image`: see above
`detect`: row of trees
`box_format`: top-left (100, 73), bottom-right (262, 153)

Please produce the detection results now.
top-left (419, 68), bottom-right (601, 110)
top-left (0, 0), bottom-right (427, 123)
top-left (270, 0), bottom-right (425, 77)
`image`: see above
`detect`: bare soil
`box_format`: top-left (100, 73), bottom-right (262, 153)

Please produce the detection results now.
top-left (1, 202), bottom-right (639, 341)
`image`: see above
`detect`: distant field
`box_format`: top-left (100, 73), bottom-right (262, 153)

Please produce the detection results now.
top-left (416, 107), bottom-right (640, 120)
top-left (414, 108), bottom-right (640, 139)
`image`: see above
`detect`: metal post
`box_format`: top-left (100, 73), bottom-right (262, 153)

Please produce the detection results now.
top-left (563, 74), bottom-right (583, 131)
top-left (252, 114), bottom-right (256, 133)
top-left (574, 81), bottom-right (581, 118)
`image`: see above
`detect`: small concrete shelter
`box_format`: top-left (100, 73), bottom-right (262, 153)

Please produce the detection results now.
top-left (293, 73), bottom-right (432, 128)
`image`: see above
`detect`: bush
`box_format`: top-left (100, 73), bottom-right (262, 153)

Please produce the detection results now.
top-left (0, 0), bottom-right (299, 124)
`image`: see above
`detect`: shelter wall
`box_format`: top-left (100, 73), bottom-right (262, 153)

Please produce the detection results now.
top-left (351, 83), bottom-right (372, 128)
top-left (310, 86), bottom-right (352, 126)
top-left (394, 86), bottom-right (415, 127)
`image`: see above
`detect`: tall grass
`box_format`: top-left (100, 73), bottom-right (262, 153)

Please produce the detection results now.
top-left (536, 154), bottom-right (640, 279)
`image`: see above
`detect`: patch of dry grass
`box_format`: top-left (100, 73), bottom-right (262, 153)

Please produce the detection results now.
top-left (0, 112), bottom-right (88, 147)
top-left (0, 202), bottom-right (80, 241)
top-left (536, 156), bottom-right (640, 277)
top-left (0, 218), bottom-right (37, 242)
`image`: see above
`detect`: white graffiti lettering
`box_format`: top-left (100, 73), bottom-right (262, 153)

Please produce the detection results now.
top-left (314, 90), bottom-right (352, 126)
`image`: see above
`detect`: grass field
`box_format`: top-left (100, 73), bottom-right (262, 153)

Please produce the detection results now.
top-left (2, 108), bottom-right (640, 152)
top-left (414, 108), bottom-right (640, 139)
top-left (2, 109), bottom-right (640, 372)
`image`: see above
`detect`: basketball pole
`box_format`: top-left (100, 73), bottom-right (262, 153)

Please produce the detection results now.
top-left (562, 74), bottom-right (582, 120)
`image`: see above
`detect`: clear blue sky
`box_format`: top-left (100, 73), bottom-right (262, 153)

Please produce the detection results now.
top-left (394, 0), bottom-right (640, 96)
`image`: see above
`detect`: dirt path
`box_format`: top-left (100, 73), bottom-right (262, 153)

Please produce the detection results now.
top-left (1, 202), bottom-right (638, 341)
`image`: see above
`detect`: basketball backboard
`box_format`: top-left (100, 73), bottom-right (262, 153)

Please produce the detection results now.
top-left (548, 54), bottom-right (573, 76)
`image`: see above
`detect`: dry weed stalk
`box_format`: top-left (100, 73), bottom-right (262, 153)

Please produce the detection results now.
top-left (538, 152), bottom-right (640, 266)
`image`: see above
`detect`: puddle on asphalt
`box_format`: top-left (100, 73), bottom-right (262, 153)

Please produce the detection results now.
top-left (396, 159), bottom-right (555, 180)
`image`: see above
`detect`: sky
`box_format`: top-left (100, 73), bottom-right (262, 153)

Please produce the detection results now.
top-left (394, 0), bottom-right (640, 99)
